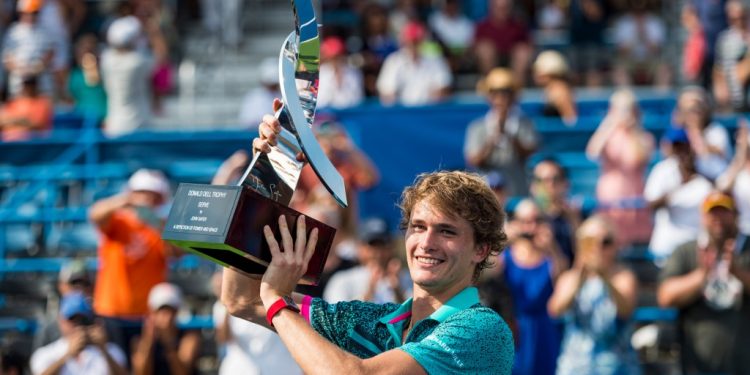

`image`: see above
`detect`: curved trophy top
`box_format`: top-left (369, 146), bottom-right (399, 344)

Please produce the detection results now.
top-left (279, 0), bottom-right (348, 207)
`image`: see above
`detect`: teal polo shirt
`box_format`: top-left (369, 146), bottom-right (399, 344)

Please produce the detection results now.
top-left (300, 287), bottom-right (514, 374)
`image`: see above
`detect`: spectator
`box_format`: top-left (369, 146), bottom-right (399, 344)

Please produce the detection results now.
top-left (30, 292), bottom-right (128, 375)
top-left (324, 217), bottom-right (412, 304)
top-left (200, 0), bottom-right (242, 48)
top-left (2, 0), bottom-right (54, 98)
top-left (0, 72), bottom-right (53, 142)
top-left (645, 128), bottom-right (713, 260)
top-left (658, 191), bottom-right (750, 374)
top-left (68, 34), bottom-right (107, 125)
top-left (682, 3), bottom-right (707, 84)
top-left (568, 0), bottom-right (611, 86)
top-left (358, 3), bottom-right (398, 97)
top-left (713, 0), bottom-right (750, 111)
top-left (692, 0), bottom-right (729, 88)
top-left (428, 0), bottom-right (475, 71)
top-left (101, 15), bottom-right (153, 137)
top-left (532, 50), bottom-right (577, 125)
top-left (132, 283), bottom-right (200, 375)
top-left (537, 0), bottom-right (567, 31)
top-left (717, 120), bottom-right (750, 235)
top-left (317, 37), bottom-right (364, 110)
top-left (586, 89), bottom-right (655, 246)
top-left (530, 158), bottom-right (579, 264)
top-left (376, 20), bottom-right (452, 106)
top-left (212, 273), bottom-right (302, 375)
top-left (294, 119), bottom-right (379, 236)
top-left (673, 86), bottom-right (731, 181)
top-left (39, 0), bottom-right (85, 101)
top-left (611, 1), bottom-right (668, 86)
top-left (88, 168), bottom-right (177, 362)
top-left (548, 215), bottom-right (640, 375)
top-left (473, 0), bottom-right (532, 81)
top-left (502, 199), bottom-right (565, 375)
top-left (238, 57), bottom-right (280, 127)
top-left (33, 259), bottom-right (98, 350)
top-left (464, 68), bottom-right (538, 196)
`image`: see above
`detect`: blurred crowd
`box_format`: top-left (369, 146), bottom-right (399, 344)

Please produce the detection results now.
top-left (3, 0), bottom-right (750, 375)
top-left (0, 0), bottom-right (181, 142)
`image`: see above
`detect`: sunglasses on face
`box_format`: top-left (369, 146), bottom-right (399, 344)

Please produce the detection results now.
top-left (488, 88), bottom-right (513, 96)
top-left (533, 175), bottom-right (564, 184)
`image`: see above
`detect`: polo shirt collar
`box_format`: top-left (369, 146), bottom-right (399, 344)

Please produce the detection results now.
top-left (378, 287), bottom-right (480, 344)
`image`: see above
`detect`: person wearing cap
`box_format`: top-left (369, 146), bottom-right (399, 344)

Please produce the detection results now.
top-left (2, 0), bottom-right (55, 98)
top-left (0, 70), bottom-right (53, 142)
top-left (317, 37), bottom-right (364, 110)
top-left (132, 283), bottom-right (200, 375)
top-left (100, 15), bottom-right (153, 137)
top-left (464, 67), bottom-right (538, 197)
top-left (376, 20), bottom-right (452, 106)
top-left (33, 260), bottom-right (97, 350)
top-left (30, 292), bottom-right (128, 375)
top-left (658, 191), bottom-right (750, 374)
top-left (532, 50), bottom-right (577, 125)
top-left (88, 168), bottom-right (177, 362)
top-left (645, 127), bottom-right (713, 259)
top-left (238, 57), bottom-right (281, 127)
top-left (324, 217), bottom-right (412, 304)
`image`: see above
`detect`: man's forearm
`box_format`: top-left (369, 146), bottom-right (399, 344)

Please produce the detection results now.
top-left (97, 346), bottom-right (127, 375)
top-left (40, 354), bottom-right (70, 375)
top-left (271, 308), bottom-right (364, 375)
top-left (221, 268), bottom-right (266, 322)
top-left (658, 269), bottom-right (705, 308)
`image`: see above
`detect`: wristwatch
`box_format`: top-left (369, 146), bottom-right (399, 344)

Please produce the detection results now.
top-left (266, 295), bottom-right (300, 326)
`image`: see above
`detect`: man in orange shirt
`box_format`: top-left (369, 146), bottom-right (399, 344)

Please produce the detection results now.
top-left (0, 73), bottom-right (53, 142)
top-left (89, 168), bottom-right (177, 366)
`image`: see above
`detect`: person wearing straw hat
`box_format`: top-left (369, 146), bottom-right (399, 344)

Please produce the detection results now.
top-left (464, 68), bottom-right (538, 196)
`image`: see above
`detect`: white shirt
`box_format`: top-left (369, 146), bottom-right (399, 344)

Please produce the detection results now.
top-left (30, 338), bottom-right (126, 375)
top-left (213, 302), bottom-right (301, 375)
top-left (238, 87), bottom-right (280, 128)
top-left (317, 62), bottom-right (364, 109)
top-left (428, 11), bottom-right (474, 50)
top-left (376, 50), bottom-right (452, 106)
top-left (644, 157), bottom-right (713, 258)
top-left (696, 122), bottom-right (732, 180)
top-left (2, 22), bottom-right (54, 96)
top-left (613, 13), bottom-right (666, 61)
top-left (101, 48), bottom-right (153, 136)
top-left (324, 265), bottom-right (412, 304)
top-left (734, 169), bottom-right (750, 235)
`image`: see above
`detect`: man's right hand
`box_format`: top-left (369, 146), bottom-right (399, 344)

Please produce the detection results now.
top-left (251, 99), bottom-right (306, 162)
top-left (66, 328), bottom-right (88, 358)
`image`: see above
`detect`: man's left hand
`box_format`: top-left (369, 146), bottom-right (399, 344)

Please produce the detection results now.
top-left (260, 215), bottom-right (318, 307)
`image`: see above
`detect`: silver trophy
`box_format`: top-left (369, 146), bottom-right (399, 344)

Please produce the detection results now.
top-left (163, 0), bottom-right (347, 284)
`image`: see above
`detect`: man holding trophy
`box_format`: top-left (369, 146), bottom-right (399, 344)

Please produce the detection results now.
top-left (164, 1), bottom-right (514, 373)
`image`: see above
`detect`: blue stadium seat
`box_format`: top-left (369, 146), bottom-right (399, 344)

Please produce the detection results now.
top-left (45, 223), bottom-right (99, 255)
top-left (2, 224), bottom-right (36, 254)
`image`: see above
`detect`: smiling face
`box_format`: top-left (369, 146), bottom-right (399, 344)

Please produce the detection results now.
top-left (405, 200), bottom-right (487, 297)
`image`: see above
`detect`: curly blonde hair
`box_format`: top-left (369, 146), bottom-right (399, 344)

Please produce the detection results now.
top-left (398, 171), bottom-right (507, 281)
